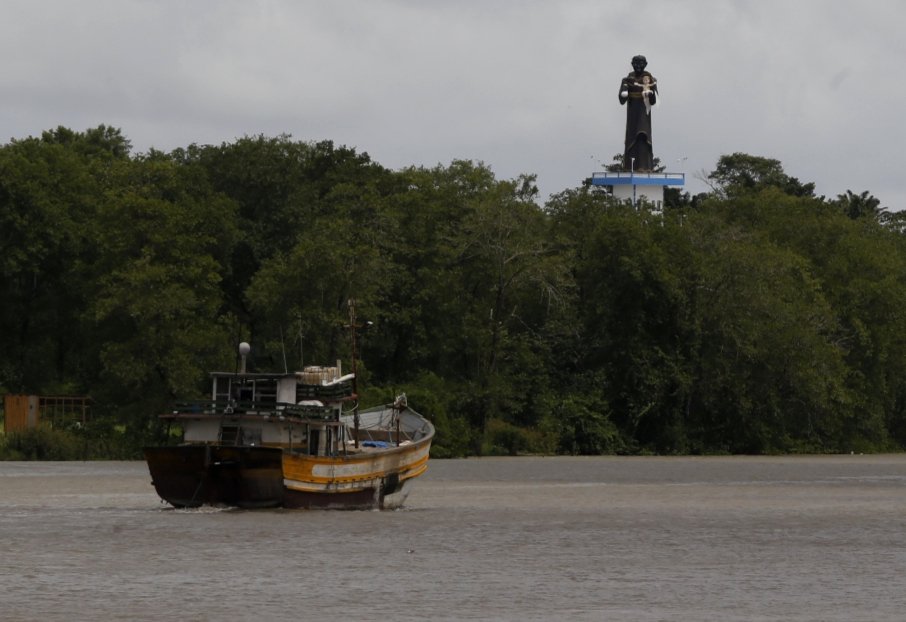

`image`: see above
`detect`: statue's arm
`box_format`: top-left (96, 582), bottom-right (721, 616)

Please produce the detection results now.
top-left (647, 83), bottom-right (658, 106)
top-left (619, 79), bottom-right (629, 105)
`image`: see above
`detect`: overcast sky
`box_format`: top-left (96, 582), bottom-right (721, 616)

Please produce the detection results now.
top-left (4, 1), bottom-right (905, 208)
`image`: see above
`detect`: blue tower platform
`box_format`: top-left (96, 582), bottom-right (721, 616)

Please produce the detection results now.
top-left (588, 171), bottom-right (685, 209)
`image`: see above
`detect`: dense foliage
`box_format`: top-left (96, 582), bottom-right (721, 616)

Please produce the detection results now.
top-left (2, 128), bottom-right (904, 457)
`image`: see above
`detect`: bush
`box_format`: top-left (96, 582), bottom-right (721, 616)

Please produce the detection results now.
top-left (3, 425), bottom-right (84, 460)
top-left (0, 419), bottom-right (142, 460)
top-left (480, 418), bottom-right (555, 456)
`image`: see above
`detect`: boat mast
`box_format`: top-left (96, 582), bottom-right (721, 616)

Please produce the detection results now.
top-left (348, 299), bottom-right (360, 448)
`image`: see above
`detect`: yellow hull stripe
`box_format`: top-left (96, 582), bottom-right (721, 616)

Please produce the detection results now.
top-left (282, 446), bottom-right (430, 493)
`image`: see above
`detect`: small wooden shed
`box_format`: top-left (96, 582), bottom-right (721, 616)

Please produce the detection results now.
top-left (3, 394), bottom-right (91, 434)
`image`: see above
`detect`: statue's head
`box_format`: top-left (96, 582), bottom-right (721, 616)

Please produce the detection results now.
top-left (631, 55), bottom-right (647, 73)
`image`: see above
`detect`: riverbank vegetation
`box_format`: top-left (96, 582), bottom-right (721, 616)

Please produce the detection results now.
top-left (2, 126), bottom-right (904, 458)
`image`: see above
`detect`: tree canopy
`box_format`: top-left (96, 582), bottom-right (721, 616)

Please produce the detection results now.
top-left (2, 127), bottom-right (905, 457)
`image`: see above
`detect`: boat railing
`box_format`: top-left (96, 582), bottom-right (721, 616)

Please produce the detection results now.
top-left (344, 407), bottom-right (425, 446)
top-left (167, 400), bottom-right (336, 421)
top-left (410, 417), bottom-right (434, 439)
top-left (296, 379), bottom-right (354, 400)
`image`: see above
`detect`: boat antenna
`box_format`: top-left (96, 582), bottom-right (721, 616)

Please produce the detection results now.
top-left (347, 299), bottom-right (363, 448)
top-left (297, 312), bottom-right (304, 369)
top-left (279, 325), bottom-right (288, 374)
top-left (348, 299), bottom-right (359, 397)
top-left (345, 299), bottom-right (374, 397)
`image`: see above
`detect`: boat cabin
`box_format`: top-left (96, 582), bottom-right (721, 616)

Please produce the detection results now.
top-left (166, 366), bottom-right (358, 458)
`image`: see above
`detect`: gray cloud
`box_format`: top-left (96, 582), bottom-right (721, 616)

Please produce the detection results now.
top-left (3, 0), bottom-right (903, 208)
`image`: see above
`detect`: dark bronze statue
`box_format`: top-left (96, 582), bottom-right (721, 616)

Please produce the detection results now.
top-left (619, 55), bottom-right (657, 172)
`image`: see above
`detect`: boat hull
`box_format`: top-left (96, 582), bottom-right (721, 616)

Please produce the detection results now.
top-left (145, 403), bottom-right (435, 510)
top-left (282, 439), bottom-right (431, 510)
top-left (144, 437), bottom-right (431, 510)
top-left (144, 445), bottom-right (285, 509)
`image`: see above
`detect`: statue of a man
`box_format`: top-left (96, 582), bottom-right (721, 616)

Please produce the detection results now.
top-left (619, 55), bottom-right (657, 172)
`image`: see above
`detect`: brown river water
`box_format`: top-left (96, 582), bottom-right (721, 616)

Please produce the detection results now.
top-left (1, 456), bottom-right (905, 621)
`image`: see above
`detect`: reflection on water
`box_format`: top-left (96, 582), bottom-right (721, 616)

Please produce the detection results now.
top-left (2, 456), bottom-right (905, 621)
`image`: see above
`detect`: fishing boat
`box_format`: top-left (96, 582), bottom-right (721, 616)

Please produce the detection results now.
top-left (143, 342), bottom-right (435, 510)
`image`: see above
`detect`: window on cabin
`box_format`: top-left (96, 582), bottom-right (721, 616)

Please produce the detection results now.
top-left (253, 379), bottom-right (277, 403)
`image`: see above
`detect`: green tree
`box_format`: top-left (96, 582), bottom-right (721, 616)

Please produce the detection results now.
top-left (706, 153), bottom-right (816, 199)
top-left (567, 202), bottom-right (696, 452)
top-left (684, 202), bottom-right (849, 452)
top-left (376, 160), bottom-right (501, 381)
top-left (833, 189), bottom-right (885, 221)
top-left (244, 214), bottom-right (390, 372)
top-left (0, 128), bottom-right (118, 393)
top-left (183, 136), bottom-right (395, 334)
top-left (87, 150), bottom-right (239, 427)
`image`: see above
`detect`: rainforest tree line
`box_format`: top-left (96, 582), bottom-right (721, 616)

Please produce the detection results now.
top-left (2, 126), bottom-right (905, 458)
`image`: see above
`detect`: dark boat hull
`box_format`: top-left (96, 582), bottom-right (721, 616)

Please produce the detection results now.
top-left (281, 476), bottom-right (412, 510)
top-left (283, 487), bottom-right (381, 510)
top-left (144, 446), bottom-right (284, 509)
